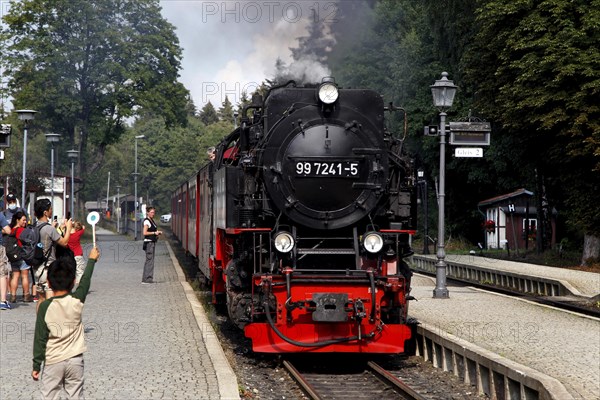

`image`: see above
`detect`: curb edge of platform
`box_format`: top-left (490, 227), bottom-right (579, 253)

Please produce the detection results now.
top-left (165, 242), bottom-right (241, 400)
top-left (416, 322), bottom-right (575, 400)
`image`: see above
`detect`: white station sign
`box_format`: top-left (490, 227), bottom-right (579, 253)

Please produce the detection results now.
top-left (454, 147), bottom-right (483, 158)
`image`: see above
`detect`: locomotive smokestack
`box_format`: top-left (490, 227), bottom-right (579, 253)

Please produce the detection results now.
top-left (251, 93), bottom-right (263, 106)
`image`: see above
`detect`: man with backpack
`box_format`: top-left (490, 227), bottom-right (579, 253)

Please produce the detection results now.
top-left (0, 212), bottom-right (13, 310)
top-left (32, 199), bottom-right (72, 305)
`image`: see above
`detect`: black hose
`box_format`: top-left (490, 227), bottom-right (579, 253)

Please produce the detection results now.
top-left (264, 294), bottom-right (374, 348)
top-left (368, 270), bottom-right (376, 322)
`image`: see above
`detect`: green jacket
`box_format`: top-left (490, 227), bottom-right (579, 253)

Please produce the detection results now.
top-left (32, 259), bottom-right (96, 371)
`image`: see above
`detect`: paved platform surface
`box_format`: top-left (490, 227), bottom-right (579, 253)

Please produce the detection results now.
top-left (408, 274), bottom-right (600, 400)
top-left (0, 229), bottom-right (239, 399)
top-left (416, 253), bottom-right (600, 297)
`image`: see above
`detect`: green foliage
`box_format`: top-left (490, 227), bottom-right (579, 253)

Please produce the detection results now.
top-left (466, 0), bottom-right (600, 235)
top-left (88, 114), bottom-right (233, 213)
top-left (199, 101), bottom-right (219, 126)
top-left (331, 0), bottom-right (599, 254)
top-left (218, 96), bottom-right (235, 123)
top-left (1, 0), bottom-right (189, 177)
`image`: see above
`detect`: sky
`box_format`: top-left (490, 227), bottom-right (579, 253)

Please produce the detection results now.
top-left (0, 0), bottom-right (343, 114)
top-left (159, 0), bottom-right (339, 110)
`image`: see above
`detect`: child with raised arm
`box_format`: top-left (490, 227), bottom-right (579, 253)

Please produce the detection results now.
top-left (32, 246), bottom-right (100, 399)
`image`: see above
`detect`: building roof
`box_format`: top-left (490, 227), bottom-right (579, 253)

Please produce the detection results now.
top-left (478, 188), bottom-right (534, 207)
top-left (85, 201), bottom-right (107, 210)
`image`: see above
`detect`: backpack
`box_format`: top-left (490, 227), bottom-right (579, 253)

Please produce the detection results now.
top-left (20, 222), bottom-right (50, 268)
top-left (5, 231), bottom-right (24, 264)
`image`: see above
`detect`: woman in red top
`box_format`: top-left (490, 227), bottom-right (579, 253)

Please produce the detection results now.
top-left (9, 211), bottom-right (32, 302)
top-left (68, 221), bottom-right (86, 284)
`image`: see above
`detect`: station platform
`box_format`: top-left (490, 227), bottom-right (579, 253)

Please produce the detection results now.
top-left (412, 254), bottom-right (600, 299)
top-left (408, 273), bottom-right (600, 400)
top-left (0, 229), bottom-right (239, 399)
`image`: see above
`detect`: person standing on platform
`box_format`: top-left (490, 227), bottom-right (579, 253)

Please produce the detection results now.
top-left (3, 193), bottom-right (28, 223)
top-left (31, 246), bottom-right (100, 398)
top-left (34, 198), bottom-right (72, 305)
top-left (67, 221), bottom-right (86, 284)
top-left (0, 212), bottom-right (12, 310)
top-left (141, 207), bottom-right (162, 284)
top-left (8, 211), bottom-right (32, 302)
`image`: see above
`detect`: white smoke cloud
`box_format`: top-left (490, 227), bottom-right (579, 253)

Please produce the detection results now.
top-left (160, 0), bottom-right (339, 108)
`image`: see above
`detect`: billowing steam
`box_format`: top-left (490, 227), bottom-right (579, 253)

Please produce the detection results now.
top-left (271, 6), bottom-right (336, 85)
top-left (273, 55), bottom-right (332, 85)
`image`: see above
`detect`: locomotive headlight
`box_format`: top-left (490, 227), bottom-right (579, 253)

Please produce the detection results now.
top-left (363, 232), bottom-right (384, 253)
top-left (274, 231), bottom-right (295, 253)
top-left (318, 82), bottom-right (339, 104)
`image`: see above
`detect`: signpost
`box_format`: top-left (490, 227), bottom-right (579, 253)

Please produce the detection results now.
top-left (0, 124), bottom-right (11, 148)
top-left (449, 122), bottom-right (491, 146)
top-left (454, 147), bottom-right (483, 158)
top-left (87, 211), bottom-right (100, 247)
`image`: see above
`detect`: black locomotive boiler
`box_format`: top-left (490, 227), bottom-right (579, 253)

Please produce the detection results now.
top-left (172, 78), bottom-right (417, 353)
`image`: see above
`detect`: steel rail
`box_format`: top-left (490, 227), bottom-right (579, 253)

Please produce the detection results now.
top-left (367, 361), bottom-right (428, 400)
top-left (283, 360), bottom-right (323, 400)
top-left (284, 359), bottom-right (428, 400)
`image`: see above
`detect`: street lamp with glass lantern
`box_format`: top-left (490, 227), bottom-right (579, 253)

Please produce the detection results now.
top-left (430, 72), bottom-right (457, 299)
top-left (133, 134), bottom-right (145, 240)
top-left (417, 168), bottom-right (430, 255)
top-left (45, 133), bottom-right (61, 213)
top-left (67, 149), bottom-right (79, 218)
top-left (233, 110), bottom-right (239, 129)
top-left (15, 109), bottom-right (37, 208)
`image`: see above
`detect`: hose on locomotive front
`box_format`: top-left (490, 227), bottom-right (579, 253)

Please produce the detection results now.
top-left (262, 281), bottom-right (378, 348)
top-left (368, 270), bottom-right (377, 323)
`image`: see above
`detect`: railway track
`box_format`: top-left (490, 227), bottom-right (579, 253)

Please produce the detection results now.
top-left (283, 360), bottom-right (428, 400)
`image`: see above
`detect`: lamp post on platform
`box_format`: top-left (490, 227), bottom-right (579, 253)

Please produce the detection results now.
top-left (430, 72), bottom-right (457, 299)
top-left (133, 134), bottom-right (145, 240)
top-left (417, 168), bottom-right (430, 255)
top-left (67, 149), bottom-right (79, 218)
top-left (116, 184), bottom-right (121, 234)
top-left (15, 109), bottom-right (37, 209)
top-left (45, 133), bottom-right (61, 213)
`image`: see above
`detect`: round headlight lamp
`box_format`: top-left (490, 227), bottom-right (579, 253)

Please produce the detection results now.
top-left (363, 232), bottom-right (384, 253)
top-left (318, 82), bottom-right (339, 104)
top-left (274, 231), bottom-right (295, 253)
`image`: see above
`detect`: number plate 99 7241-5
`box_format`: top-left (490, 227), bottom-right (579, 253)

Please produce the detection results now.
top-left (295, 161), bottom-right (360, 177)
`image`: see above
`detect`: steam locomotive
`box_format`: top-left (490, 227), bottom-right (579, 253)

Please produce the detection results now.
top-left (171, 78), bottom-right (417, 353)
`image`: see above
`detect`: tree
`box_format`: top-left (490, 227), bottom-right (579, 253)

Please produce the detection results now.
top-left (1, 0), bottom-right (189, 186)
top-left (218, 96), bottom-right (234, 123)
top-left (466, 0), bottom-right (600, 263)
top-left (199, 101), bottom-right (219, 126)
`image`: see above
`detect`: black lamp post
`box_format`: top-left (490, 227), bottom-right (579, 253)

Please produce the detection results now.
top-left (430, 72), bottom-right (457, 299)
top-left (15, 109), bottom-right (37, 209)
top-left (45, 133), bottom-right (61, 213)
top-left (417, 168), bottom-right (430, 255)
top-left (133, 134), bottom-right (145, 240)
top-left (116, 184), bottom-right (121, 234)
top-left (67, 149), bottom-right (79, 218)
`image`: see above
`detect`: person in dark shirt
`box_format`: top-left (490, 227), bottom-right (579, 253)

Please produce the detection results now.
top-left (141, 207), bottom-right (162, 284)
